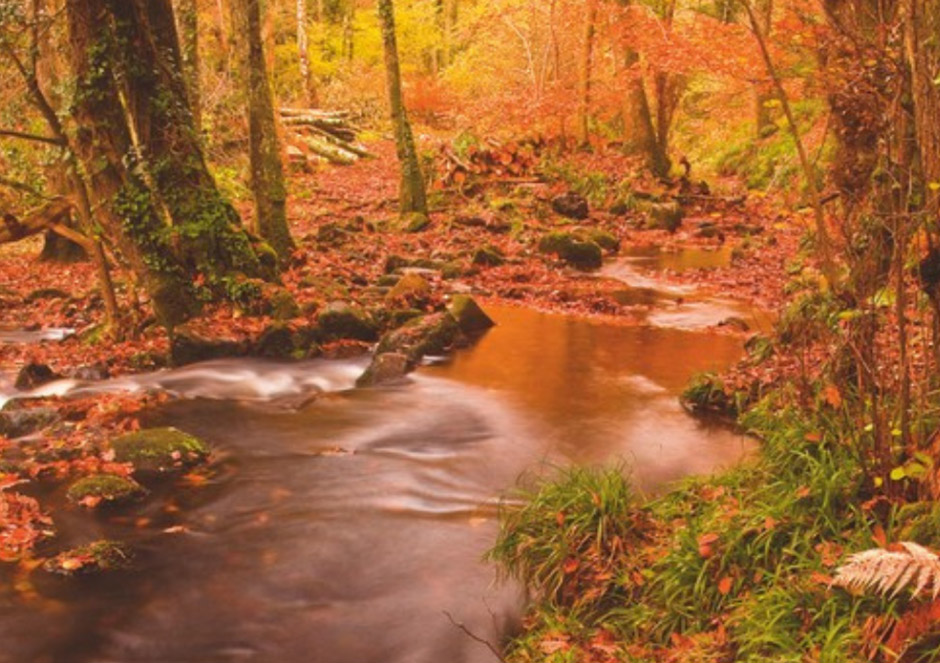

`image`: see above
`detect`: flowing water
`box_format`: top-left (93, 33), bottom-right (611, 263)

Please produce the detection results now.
top-left (0, 290), bottom-right (756, 663)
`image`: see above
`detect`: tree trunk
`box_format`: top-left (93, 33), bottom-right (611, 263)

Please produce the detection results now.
top-left (297, 0), bottom-right (317, 107)
top-left (176, 0), bottom-right (202, 130)
top-left (229, 0), bottom-right (295, 261)
top-left (753, 0), bottom-right (775, 137)
top-left (106, 0), bottom-right (275, 285)
top-left (906, 0), bottom-right (940, 222)
top-left (377, 0), bottom-right (428, 216)
top-left (66, 0), bottom-right (197, 328)
top-left (577, 2), bottom-right (597, 148)
top-left (31, 0), bottom-right (87, 263)
top-left (622, 51), bottom-right (669, 177)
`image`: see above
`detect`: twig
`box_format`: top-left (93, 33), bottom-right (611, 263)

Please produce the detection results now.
top-left (0, 128), bottom-right (65, 146)
top-left (442, 610), bottom-right (507, 663)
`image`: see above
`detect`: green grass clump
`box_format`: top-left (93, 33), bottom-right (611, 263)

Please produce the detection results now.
top-left (490, 394), bottom-right (900, 661)
top-left (488, 466), bottom-right (654, 610)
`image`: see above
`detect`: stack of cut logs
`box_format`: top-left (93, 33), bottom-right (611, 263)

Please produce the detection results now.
top-left (280, 108), bottom-right (372, 166)
top-left (438, 138), bottom-right (539, 188)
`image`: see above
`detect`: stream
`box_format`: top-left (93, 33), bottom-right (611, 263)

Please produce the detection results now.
top-left (0, 253), bottom-right (757, 663)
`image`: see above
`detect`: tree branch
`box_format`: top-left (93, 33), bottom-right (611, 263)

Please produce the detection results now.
top-left (442, 610), bottom-right (507, 663)
top-left (0, 128), bottom-right (65, 146)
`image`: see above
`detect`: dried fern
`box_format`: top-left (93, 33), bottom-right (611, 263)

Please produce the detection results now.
top-left (833, 542), bottom-right (940, 599)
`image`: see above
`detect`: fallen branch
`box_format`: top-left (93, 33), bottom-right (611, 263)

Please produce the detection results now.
top-left (0, 128), bottom-right (65, 146)
top-left (442, 610), bottom-right (507, 663)
top-left (297, 135), bottom-right (358, 166)
top-left (0, 198), bottom-right (72, 243)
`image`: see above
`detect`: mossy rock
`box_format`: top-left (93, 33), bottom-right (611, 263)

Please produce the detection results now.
top-left (587, 229), bottom-right (621, 253)
top-left (551, 192), bottom-right (589, 220)
top-left (376, 274), bottom-right (401, 288)
top-left (268, 288), bottom-right (301, 321)
top-left (472, 245), bottom-right (505, 267)
top-left (447, 295), bottom-right (495, 335)
top-left (557, 240), bottom-right (603, 270)
top-left (298, 276), bottom-right (350, 300)
top-left (170, 328), bottom-right (246, 366)
top-left (401, 212), bottom-right (431, 233)
top-left (376, 313), bottom-right (463, 362)
top-left (66, 474), bottom-right (147, 507)
top-left (538, 231), bottom-right (576, 255)
top-left (356, 352), bottom-right (413, 387)
top-left (317, 302), bottom-right (379, 342)
top-left (649, 202), bottom-right (684, 232)
top-left (385, 273), bottom-right (432, 307)
top-left (110, 427), bottom-right (209, 474)
top-left (386, 308), bottom-right (424, 329)
top-left (254, 323), bottom-right (295, 358)
top-left (44, 540), bottom-right (133, 577)
top-left (441, 261), bottom-right (465, 280)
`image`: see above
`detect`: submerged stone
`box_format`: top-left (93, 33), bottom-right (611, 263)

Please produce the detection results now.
top-left (44, 540), bottom-right (133, 577)
top-left (0, 406), bottom-right (60, 439)
top-left (66, 474), bottom-right (147, 507)
top-left (110, 427), bottom-right (209, 474)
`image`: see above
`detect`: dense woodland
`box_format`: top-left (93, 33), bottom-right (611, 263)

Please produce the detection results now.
top-left (2, 0), bottom-right (940, 661)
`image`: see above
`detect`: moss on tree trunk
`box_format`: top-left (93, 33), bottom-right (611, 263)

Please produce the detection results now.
top-left (378, 0), bottom-right (428, 216)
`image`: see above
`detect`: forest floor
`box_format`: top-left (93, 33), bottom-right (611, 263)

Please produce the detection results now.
top-left (0, 135), bottom-right (806, 566)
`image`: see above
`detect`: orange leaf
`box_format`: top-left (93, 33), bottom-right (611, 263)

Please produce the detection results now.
top-left (823, 384), bottom-right (842, 408)
top-left (717, 576), bottom-right (733, 595)
top-left (563, 558), bottom-right (579, 574)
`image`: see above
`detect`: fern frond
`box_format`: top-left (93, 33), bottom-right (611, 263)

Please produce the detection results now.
top-left (833, 542), bottom-right (940, 599)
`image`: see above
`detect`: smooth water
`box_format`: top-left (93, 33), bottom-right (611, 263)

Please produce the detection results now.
top-left (0, 304), bottom-right (753, 663)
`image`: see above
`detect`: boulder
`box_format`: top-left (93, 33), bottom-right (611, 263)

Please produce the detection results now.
top-left (447, 295), bottom-right (495, 335)
top-left (66, 474), bottom-right (147, 507)
top-left (171, 328), bottom-right (246, 366)
top-left (587, 229), bottom-right (621, 253)
top-left (551, 192), bottom-right (589, 220)
top-left (376, 313), bottom-right (463, 362)
top-left (472, 245), bottom-right (505, 267)
top-left (537, 232), bottom-right (602, 270)
top-left (268, 287), bottom-right (301, 321)
top-left (649, 202), bottom-right (684, 232)
top-left (385, 273), bottom-right (432, 307)
top-left (317, 302), bottom-right (378, 342)
top-left (14, 362), bottom-right (59, 390)
top-left (356, 352), bottom-right (413, 387)
top-left (110, 427), bottom-right (209, 474)
top-left (255, 324), bottom-right (296, 358)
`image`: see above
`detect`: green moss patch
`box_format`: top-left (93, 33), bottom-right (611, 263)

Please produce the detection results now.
top-left (110, 427), bottom-right (209, 474)
top-left (66, 474), bottom-right (147, 507)
top-left (44, 540), bottom-right (133, 576)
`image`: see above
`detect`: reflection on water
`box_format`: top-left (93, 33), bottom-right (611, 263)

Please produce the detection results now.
top-left (0, 305), bottom-right (754, 663)
top-left (622, 246), bottom-right (733, 272)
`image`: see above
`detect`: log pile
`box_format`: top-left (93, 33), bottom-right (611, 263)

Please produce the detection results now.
top-left (437, 138), bottom-right (541, 189)
top-left (280, 108), bottom-right (373, 167)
